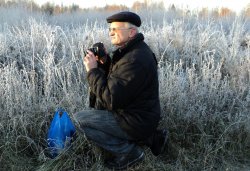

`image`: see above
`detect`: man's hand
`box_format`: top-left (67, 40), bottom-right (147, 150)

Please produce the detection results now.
top-left (83, 50), bottom-right (98, 72)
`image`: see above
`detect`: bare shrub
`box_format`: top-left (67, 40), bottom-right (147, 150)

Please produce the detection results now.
top-left (0, 7), bottom-right (249, 170)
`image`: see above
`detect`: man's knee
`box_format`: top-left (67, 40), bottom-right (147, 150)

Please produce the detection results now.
top-left (73, 111), bottom-right (82, 120)
top-left (74, 110), bottom-right (90, 120)
top-left (74, 110), bottom-right (97, 128)
top-left (73, 110), bottom-right (88, 126)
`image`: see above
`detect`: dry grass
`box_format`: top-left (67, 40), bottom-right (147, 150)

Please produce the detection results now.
top-left (0, 7), bottom-right (249, 170)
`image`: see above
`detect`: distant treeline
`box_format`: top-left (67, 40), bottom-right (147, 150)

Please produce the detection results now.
top-left (0, 0), bottom-right (250, 17)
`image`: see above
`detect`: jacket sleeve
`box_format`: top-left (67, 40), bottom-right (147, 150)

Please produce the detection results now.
top-left (97, 55), bottom-right (111, 76)
top-left (87, 58), bottom-right (147, 111)
top-left (89, 89), bottom-right (96, 108)
top-left (88, 55), bottom-right (111, 109)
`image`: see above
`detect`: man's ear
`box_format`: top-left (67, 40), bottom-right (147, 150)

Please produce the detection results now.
top-left (129, 28), bottom-right (137, 38)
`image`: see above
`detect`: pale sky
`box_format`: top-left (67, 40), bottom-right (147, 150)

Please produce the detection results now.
top-left (34, 0), bottom-right (249, 14)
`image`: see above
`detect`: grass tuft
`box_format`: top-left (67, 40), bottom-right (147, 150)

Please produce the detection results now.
top-left (0, 7), bottom-right (250, 170)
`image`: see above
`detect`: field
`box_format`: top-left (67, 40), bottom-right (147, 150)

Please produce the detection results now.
top-left (0, 6), bottom-right (250, 171)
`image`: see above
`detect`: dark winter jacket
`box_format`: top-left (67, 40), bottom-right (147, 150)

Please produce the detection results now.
top-left (87, 33), bottom-right (161, 141)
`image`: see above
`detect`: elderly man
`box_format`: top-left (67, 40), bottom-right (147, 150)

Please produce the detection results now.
top-left (75, 11), bottom-right (167, 170)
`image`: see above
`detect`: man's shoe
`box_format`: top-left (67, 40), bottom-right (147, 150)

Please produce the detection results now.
top-left (150, 129), bottom-right (168, 156)
top-left (104, 146), bottom-right (144, 170)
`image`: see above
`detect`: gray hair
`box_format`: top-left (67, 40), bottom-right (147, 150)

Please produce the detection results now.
top-left (125, 22), bottom-right (139, 33)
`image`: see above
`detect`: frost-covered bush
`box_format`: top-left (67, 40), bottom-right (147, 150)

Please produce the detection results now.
top-left (0, 7), bottom-right (249, 170)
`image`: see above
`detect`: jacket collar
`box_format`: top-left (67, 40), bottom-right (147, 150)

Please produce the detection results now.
top-left (112, 33), bottom-right (144, 61)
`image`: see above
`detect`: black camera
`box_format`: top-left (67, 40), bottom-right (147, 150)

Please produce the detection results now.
top-left (85, 42), bottom-right (107, 63)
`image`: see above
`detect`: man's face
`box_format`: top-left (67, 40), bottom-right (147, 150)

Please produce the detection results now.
top-left (109, 22), bottom-right (133, 46)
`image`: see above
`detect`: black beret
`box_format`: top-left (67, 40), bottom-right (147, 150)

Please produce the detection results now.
top-left (106, 11), bottom-right (141, 27)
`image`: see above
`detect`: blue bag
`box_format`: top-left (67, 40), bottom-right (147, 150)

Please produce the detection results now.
top-left (47, 108), bottom-right (76, 158)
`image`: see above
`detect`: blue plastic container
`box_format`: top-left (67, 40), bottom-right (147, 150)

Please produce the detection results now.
top-left (47, 108), bottom-right (76, 158)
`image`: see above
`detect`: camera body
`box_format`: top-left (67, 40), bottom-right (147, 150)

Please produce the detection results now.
top-left (85, 42), bottom-right (107, 62)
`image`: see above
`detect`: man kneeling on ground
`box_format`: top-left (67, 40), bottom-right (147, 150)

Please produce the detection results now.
top-left (74, 11), bottom-right (168, 170)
